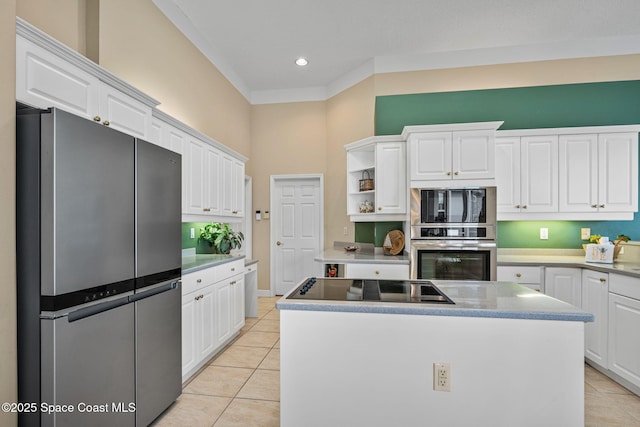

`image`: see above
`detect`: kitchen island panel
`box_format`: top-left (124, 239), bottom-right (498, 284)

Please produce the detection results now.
top-left (280, 309), bottom-right (584, 427)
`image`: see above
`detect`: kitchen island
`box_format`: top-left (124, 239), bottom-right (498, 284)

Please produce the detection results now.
top-left (276, 279), bottom-right (593, 427)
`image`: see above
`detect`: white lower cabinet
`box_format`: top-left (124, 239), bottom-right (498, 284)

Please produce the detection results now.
top-left (608, 273), bottom-right (640, 390)
top-left (582, 269), bottom-right (609, 368)
top-left (182, 261), bottom-right (246, 382)
top-left (344, 263), bottom-right (409, 280)
top-left (497, 266), bottom-right (544, 292)
top-left (181, 281), bottom-right (215, 382)
top-left (544, 267), bottom-right (582, 307)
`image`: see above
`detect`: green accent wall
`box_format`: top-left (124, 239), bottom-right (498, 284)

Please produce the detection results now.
top-left (375, 80), bottom-right (640, 135)
top-left (374, 80), bottom-right (640, 249)
top-left (182, 222), bottom-right (244, 252)
top-left (354, 222), bottom-right (404, 247)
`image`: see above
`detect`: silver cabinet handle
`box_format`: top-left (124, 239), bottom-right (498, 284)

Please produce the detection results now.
top-left (276, 241), bottom-right (283, 246)
top-left (515, 205), bottom-right (521, 208)
top-left (600, 278), bottom-right (606, 283)
top-left (516, 273), bottom-right (522, 278)
top-left (230, 281), bottom-right (236, 285)
top-left (103, 120), bottom-right (110, 126)
top-left (522, 205), bottom-right (528, 209)
top-left (203, 208), bottom-right (211, 212)
top-left (591, 204), bottom-right (598, 208)
top-left (197, 279), bottom-right (202, 283)
top-left (599, 204), bottom-right (605, 208)
top-left (446, 172), bottom-right (452, 176)
top-left (93, 116), bottom-right (101, 122)
top-left (231, 268), bottom-right (235, 272)
top-left (454, 171), bottom-right (459, 175)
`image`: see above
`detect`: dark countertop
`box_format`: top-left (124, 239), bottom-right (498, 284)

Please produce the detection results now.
top-left (276, 279), bottom-right (593, 322)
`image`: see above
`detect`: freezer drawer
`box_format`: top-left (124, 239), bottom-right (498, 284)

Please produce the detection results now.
top-left (134, 281), bottom-right (182, 426)
top-left (40, 299), bottom-right (135, 427)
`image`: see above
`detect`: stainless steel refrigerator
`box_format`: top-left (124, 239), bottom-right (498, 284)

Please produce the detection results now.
top-left (17, 105), bottom-right (182, 426)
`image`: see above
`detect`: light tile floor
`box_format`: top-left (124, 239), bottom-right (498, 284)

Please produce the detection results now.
top-left (153, 296), bottom-right (640, 426)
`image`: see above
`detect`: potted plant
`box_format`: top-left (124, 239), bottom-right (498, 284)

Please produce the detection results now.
top-left (198, 223), bottom-right (244, 254)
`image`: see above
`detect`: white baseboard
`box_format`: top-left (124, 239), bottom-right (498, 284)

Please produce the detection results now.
top-left (258, 289), bottom-right (275, 297)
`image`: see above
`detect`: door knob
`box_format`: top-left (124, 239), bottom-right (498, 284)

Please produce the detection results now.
top-left (276, 241), bottom-right (283, 246)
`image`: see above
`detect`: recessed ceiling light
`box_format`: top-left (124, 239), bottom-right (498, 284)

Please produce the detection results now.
top-left (295, 57), bottom-right (309, 67)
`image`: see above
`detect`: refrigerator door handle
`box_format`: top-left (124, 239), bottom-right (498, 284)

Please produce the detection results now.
top-left (67, 295), bottom-right (131, 322)
top-left (130, 281), bottom-right (179, 303)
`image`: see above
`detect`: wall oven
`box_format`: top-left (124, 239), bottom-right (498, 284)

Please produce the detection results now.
top-left (410, 187), bottom-right (497, 281)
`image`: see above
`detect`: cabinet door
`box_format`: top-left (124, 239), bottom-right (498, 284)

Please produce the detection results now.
top-left (205, 147), bottom-right (222, 215)
top-left (215, 279), bottom-right (232, 346)
top-left (221, 154), bottom-right (235, 216)
top-left (582, 270), bottom-right (608, 367)
top-left (16, 36), bottom-right (100, 120)
top-left (375, 142), bottom-right (406, 214)
top-left (232, 158), bottom-right (245, 217)
top-left (198, 284), bottom-right (216, 359)
top-left (521, 135), bottom-right (558, 213)
top-left (598, 132), bottom-right (638, 213)
top-left (98, 82), bottom-right (151, 140)
top-left (452, 129), bottom-right (495, 180)
top-left (497, 266), bottom-right (544, 292)
top-left (149, 117), bottom-right (165, 149)
top-left (608, 293), bottom-right (640, 388)
top-left (495, 137), bottom-right (521, 214)
top-left (544, 267), bottom-right (582, 307)
top-left (558, 134), bottom-right (598, 213)
top-left (185, 138), bottom-right (206, 215)
top-left (181, 291), bottom-right (198, 377)
top-left (408, 132), bottom-right (452, 181)
top-left (231, 276), bottom-right (246, 332)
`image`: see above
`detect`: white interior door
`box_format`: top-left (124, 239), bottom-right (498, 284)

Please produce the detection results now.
top-left (271, 175), bottom-right (323, 295)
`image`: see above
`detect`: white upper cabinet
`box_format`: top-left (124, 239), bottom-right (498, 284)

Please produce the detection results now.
top-left (16, 22), bottom-right (157, 139)
top-left (559, 132), bottom-right (638, 215)
top-left (375, 141), bottom-right (406, 215)
top-left (97, 82), bottom-right (151, 139)
top-left (559, 134), bottom-right (598, 213)
top-left (499, 126), bottom-right (640, 220)
top-left (598, 132), bottom-right (638, 213)
top-left (16, 35), bottom-right (100, 120)
top-left (345, 136), bottom-right (407, 222)
top-left (402, 122), bottom-right (503, 188)
top-left (521, 135), bottom-right (559, 213)
top-left (496, 134), bottom-right (559, 216)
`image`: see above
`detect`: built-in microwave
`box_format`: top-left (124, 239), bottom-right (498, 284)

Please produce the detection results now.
top-left (410, 187), bottom-right (496, 240)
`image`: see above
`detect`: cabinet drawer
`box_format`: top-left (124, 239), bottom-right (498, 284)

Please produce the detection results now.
top-left (609, 273), bottom-right (640, 301)
top-left (182, 268), bottom-right (215, 295)
top-left (345, 263), bottom-right (409, 280)
top-left (497, 266), bottom-right (543, 284)
top-left (216, 259), bottom-right (245, 282)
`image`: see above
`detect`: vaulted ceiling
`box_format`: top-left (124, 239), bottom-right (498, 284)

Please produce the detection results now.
top-left (153, 0), bottom-right (640, 104)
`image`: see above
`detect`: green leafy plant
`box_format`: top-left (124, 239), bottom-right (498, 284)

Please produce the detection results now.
top-left (589, 234), bottom-right (602, 244)
top-left (199, 223), bottom-right (244, 254)
top-left (614, 234), bottom-right (630, 246)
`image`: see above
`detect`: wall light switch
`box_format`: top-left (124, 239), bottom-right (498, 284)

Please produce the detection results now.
top-left (190, 228), bottom-right (195, 239)
top-left (264, 211), bottom-right (270, 220)
top-left (581, 228), bottom-right (591, 240)
top-left (540, 228), bottom-right (549, 240)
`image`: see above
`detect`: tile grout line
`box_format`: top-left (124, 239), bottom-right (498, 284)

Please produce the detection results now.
top-left (211, 304), bottom-right (280, 425)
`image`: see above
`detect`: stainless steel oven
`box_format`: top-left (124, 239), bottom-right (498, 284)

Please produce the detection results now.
top-left (410, 240), bottom-right (497, 281)
top-left (410, 187), bottom-right (497, 280)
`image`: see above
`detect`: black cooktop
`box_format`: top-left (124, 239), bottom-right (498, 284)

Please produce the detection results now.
top-left (287, 278), bottom-right (454, 304)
